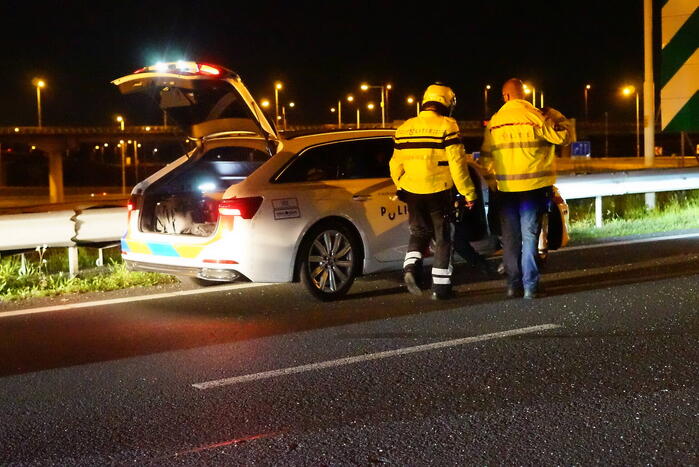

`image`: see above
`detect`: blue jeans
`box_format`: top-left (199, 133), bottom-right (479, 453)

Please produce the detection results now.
top-left (498, 187), bottom-right (549, 291)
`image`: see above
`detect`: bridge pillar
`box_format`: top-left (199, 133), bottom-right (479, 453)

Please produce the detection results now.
top-left (47, 149), bottom-right (64, 203)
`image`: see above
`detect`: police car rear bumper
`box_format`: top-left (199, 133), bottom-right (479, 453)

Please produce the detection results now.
top-left (125, 259), bottom-right (240, 282)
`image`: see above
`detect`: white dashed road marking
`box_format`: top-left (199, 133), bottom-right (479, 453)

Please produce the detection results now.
top-left (192, 323), bottom-right (561, 389)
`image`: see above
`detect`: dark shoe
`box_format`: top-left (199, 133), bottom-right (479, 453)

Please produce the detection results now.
top-left (431, 285), bottom-right (455, 300)
top-left (524, 285), bottom-right (545, 300)
top-left (404, 271), bottom-right (423, 296)
top-left (506, 286), bottom-right (523, 299)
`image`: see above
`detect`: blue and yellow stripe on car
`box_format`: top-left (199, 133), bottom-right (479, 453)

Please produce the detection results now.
top-left (121, 239), bottom-right (205, 259)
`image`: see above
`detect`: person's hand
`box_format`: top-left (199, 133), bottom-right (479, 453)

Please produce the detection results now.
top-left (542, 106), bottom-right (566, 124)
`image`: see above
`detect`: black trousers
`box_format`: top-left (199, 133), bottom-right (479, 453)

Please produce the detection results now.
top-left (403, 189), bottom-right (453, 286)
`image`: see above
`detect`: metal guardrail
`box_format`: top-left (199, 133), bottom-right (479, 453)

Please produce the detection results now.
top-left (1, 168), bottom-right (699, 254)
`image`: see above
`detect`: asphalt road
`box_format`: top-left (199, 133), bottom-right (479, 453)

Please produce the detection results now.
top-left (1, 235), bottom-right (698, 465)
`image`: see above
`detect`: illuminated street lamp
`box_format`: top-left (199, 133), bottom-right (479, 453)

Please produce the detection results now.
top-left (32, 78), bottom-right (46, 128)
top-left (282, 101), bottom-right (295, 131)
top-left (584, 84), bottom-right (591, 121)
top-left (116, 115), bottom-right (125, 131)
top-left (406, 96), bottom-right (419, 116)
top-left (360, 83), bottom-right (389, 127)
top-left (622, 85), bottom-right (640, 157)
top-left (523, 83), bottom-right (536, 106)
top-left (274, 82), bottom-right (283, 123)
top-left (347, 94), bottom-right (360, 128)
top-left (484, 84), bottom-right (491, 119)
top-left (260, 99), bottom-right (270, 109)
top-left (330, 100), bottom-right (342, 128)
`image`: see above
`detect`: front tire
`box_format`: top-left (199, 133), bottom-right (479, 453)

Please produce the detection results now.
top-left (298, 221), bottom-right (361, 301)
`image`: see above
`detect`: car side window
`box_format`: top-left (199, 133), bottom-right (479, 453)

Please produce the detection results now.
top-left (277, 138), bottom-right (393, 183)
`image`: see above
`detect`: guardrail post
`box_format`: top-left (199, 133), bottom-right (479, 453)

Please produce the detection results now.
top-left (645, 192), bottom-right (656, 210)
top-left (595, 196), bottom-right (603, 228)
top-left (68, 246), bottom-right (79, 278)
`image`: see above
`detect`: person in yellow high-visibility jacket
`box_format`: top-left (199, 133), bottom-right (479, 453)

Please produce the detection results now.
top-left (480, 78), bottom-right (572, 299)
top-left (390, 84), bottom-right (477, 300)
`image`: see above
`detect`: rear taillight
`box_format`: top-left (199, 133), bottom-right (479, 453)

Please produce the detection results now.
top-left (218, 197), bottom-right (263, 219)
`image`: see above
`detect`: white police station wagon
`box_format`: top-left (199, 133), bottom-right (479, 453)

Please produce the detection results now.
top-left (115, 62), bottom-right (568, 301)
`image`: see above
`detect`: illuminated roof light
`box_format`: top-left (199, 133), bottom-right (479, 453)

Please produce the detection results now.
top-left (198, 64), bottom-right (221, 76)
top-left (198, 182), bottom-right (216, 193)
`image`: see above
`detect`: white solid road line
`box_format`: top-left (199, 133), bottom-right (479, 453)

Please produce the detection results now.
top-left (192, 323), bottom-right (561, 390)
top-left (0, 282), bottom-right (270, 319)
top-left (562, 232), bottom-right (699, 252)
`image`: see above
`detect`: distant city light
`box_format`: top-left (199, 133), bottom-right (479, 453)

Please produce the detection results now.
top-left (330, 107), bottom-right (336, 112)
top-left (13, 127), bottom-right (19, 132)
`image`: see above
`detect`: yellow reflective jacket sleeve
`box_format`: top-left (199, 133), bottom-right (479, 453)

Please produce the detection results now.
top-left (535, 116), bottom-right (571, 146)
top-left (389, 147), bottom-right (404, 188)
top-left (479, 122), bottom-right (497, 190)
top-left (445, 122), bottom-right (477, 201)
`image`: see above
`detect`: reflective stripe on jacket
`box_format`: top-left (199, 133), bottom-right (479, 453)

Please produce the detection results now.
top-left (389, 111), bottom-right (477, 201)
top-left (480, 99), bottom-right (571, 192)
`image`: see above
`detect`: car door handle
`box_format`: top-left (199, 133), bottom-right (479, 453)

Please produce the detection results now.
top-left (352, 195), bottom-right (372, 202)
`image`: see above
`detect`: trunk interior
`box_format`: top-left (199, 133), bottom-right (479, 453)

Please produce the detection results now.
top-left (139, 144), bottom-right (270, 237)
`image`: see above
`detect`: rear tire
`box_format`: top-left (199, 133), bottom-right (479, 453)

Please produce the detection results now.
top-left (298, 221), bottom-right (362, 301)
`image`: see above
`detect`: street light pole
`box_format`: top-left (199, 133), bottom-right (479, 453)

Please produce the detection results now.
top-left (584, 84), bottom-right (591, 121)
top-left (484, 84), bottom-right (491, 119)
top-left (361, 83), bottom-right (387, 127)
top-left (33, 79), bottom-right (45, 128)
top-left (274, 82), bottom-right (282, 123)
top-left (635, 90), bottom-right (641, 158)
top-left (337, 99), bottom-right (342, 127)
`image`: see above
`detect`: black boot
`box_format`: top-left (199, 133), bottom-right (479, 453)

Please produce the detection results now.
top-left (431, 284), bottom-right (455, 300)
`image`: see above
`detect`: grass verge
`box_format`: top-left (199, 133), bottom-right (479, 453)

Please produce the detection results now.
top-left (568, 190), bottom-right (699, 244)
top-left (0, 253), bottom-right (178, 302)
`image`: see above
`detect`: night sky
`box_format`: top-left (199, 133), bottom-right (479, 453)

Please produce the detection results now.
top-left (1, 1), bottom-right (652, 127)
